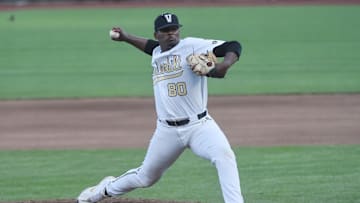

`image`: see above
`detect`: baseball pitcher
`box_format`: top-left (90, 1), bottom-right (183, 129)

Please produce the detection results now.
top-left (77, 12), bottom-right (244, 203)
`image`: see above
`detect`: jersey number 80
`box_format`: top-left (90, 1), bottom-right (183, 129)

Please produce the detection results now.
top-left (167, 82), bottom-right (187, 97)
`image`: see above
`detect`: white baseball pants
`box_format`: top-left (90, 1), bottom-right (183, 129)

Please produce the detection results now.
top-left (106, 115), bottom-right (244, 203)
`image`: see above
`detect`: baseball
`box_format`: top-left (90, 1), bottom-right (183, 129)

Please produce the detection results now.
top-left (109, 30), bottom-right (120, 38)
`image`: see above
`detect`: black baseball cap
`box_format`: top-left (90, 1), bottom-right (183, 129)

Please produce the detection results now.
top-left (154, 13), bottom-right (182, 31)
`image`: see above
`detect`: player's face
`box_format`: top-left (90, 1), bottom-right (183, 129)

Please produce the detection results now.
top-left (155, 26), bottom-right (180, 52)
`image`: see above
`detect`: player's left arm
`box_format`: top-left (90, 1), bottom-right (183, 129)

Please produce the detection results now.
top-left (208, 41), bottom-right (242, 78)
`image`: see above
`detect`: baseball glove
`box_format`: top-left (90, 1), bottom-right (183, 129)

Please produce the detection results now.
top-left (186, 51), bottom-right (217, 76)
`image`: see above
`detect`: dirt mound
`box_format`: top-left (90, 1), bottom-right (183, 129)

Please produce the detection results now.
top-left (11, 198), bottom-right (196, 203)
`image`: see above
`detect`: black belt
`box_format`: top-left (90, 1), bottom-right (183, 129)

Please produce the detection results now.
top-left (166, 111), bottom-right (207, 127)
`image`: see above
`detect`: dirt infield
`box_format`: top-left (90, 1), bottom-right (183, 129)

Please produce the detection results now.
top-left (1, 94), bottom-right (360, 150)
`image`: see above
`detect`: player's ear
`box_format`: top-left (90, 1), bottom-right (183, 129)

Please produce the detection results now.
top-left (154, 32), bottom-right (158, 40)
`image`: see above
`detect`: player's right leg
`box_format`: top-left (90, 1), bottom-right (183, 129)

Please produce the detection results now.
top-left (107, 123), bottom-right (185, 196)
top-left (77, 122), bottom-right (185, 202)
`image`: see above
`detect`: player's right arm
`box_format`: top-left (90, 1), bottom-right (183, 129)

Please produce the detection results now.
top-left (110, 27), bottom-right (159, 56)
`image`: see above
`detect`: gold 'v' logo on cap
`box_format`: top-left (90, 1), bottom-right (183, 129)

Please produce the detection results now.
top-left (163, 14), bottom-right (172, 23)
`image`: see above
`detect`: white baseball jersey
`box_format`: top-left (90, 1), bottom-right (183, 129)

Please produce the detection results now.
top-left (151, 37), bottom-right (225, 120)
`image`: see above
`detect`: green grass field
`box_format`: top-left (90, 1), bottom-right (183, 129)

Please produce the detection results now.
top-left (1, 5), bottom-right (360, 203)
top-left (0, 146), bottom-right (359, 203)
top-left (1, 5), bottom-right (360, 99)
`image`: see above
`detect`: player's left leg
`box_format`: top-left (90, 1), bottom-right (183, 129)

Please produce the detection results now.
top-left (189, 116), bottom-right (244, 203)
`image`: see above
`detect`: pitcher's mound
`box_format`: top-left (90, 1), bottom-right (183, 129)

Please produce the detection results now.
top-left (16, 198), bottom-right (196, 203)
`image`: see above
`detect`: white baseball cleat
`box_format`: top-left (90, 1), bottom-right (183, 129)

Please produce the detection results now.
top-left (77, 176), bottom-right (116, 203)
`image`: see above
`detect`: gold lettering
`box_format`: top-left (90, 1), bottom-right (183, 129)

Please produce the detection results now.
top-left (154, 55), bottom-right (182, 75)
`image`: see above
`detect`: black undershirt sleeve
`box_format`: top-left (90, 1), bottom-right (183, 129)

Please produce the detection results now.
top-left (144, 39), bottom-right (160, 56)
top-left (144, 40), bottom-right (241, 57)
top-left (213, 41), bottom-right (242, 58)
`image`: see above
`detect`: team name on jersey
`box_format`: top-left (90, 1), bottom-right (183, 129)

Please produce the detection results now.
top-left (153, 55), bottom-right (183, 84)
